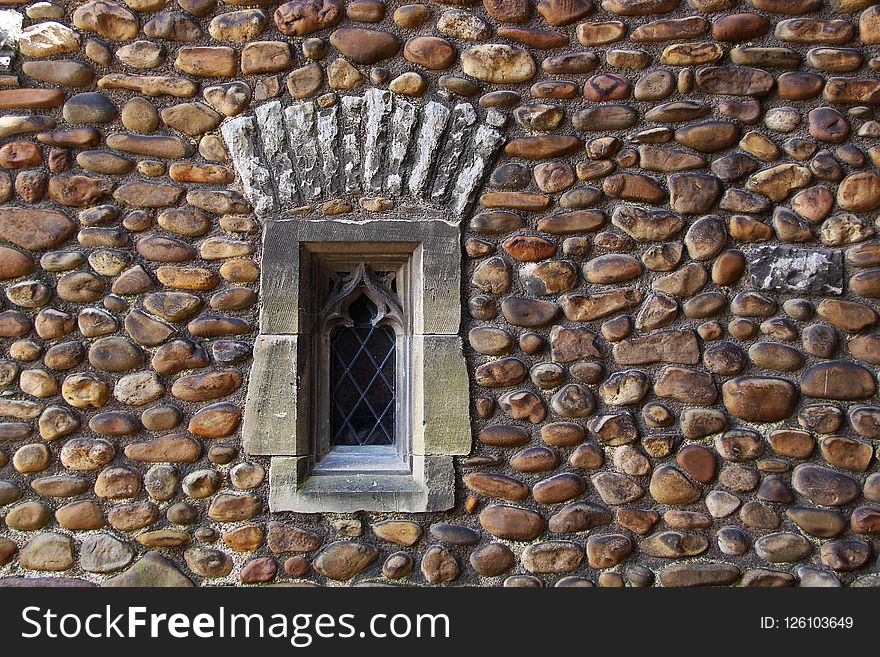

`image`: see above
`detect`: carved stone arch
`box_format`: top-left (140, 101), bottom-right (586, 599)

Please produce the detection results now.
top-left (320, 264), bottom-right (406, 332)
top-left (219, 87), bottom-right (506, 219)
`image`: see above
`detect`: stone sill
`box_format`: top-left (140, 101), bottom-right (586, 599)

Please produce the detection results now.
top-left (268, 455), bottom-right (454, 513)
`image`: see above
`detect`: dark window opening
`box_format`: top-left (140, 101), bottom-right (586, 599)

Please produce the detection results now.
top-left (328, 294), bottom-right (396, 447)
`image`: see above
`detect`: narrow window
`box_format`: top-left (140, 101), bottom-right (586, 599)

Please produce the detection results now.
top-left (315, 263), bottom-right (408, 472)
top-left (328, 291), bottom-right (396, 446)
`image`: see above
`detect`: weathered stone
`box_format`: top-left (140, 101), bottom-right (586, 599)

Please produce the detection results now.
top-left (722, 377), bottom-right (797, 422)
top-left (801, 361), bottom-right (876, 400)
top-left (748, 246), bottom-right (844, 295)
top-left (20, 533), bottom-right (75, 571)
top-left (104, 552), bottom-right (193, 587)
top-left (792, 464), bottom-right (860, 506)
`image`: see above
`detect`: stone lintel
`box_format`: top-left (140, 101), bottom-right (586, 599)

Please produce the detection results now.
top-left (260, 216), bottom-right (462, 336)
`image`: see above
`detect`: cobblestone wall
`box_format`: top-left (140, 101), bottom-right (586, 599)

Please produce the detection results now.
top-left (0, 0), bottom-right (879, 587)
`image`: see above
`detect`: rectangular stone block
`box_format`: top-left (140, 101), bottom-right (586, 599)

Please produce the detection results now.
top-left (412, 335), bottom-right (471, 456)
top-left (242, 334), bottom-right (310, 456)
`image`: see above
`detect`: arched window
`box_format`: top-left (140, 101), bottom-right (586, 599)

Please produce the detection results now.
top-left (320, 265), bottom-right (404, 450)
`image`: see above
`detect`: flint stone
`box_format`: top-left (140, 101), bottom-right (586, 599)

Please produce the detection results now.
top-left (748, 246), bottom-right (843, 295)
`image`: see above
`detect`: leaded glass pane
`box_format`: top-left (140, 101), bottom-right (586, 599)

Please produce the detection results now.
top-left (329, 294), bottom-right (396, 446)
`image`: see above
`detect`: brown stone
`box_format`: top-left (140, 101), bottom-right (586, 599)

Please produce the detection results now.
top-left (175, 47), bottom-right (237, 77)
top-left (505, 135), bottom-right (582, 160)
top-left (659, 563), bottom-right (740, 587)
top-left (462, 44), bottom-right (536, 83)
top-left (676, 444), bottom-right (717, 484)
top-left (56, 500), bottom-right (106, 531)
top-left (675, 121), bottom-right (739, 153)
top-left (172, 370), bottom-right (242, 402)
top-left (465, 473), bottom-right (528, 501)
top-left (329, 28), bottom-right (400, 65)
top-left (403, 36), bottom-right (456, 70)
top-left (792, 464), bottom-right (860, 506)
top-left (373, 521), bottom-right (422, 547)
top-left (586, 534), bottom-right (632, 569)
top-left (722, 377), bottom-right (798, 422)
top-left (801, 361), bottom-right (877, 400)
top-left (208, 494), bottom-right (261, 522)
top-left (161, 103), bottom-right (222, 137)
top-left (274, 0), bottom-right (343, 36)
top-left (266, 522), bottom-right (321, 553)
top-left (809, 107), bottom-right (850, 143)
top-left (241, 41), bottom-right (292, 75)
top-left (712, 13), bottom-right (770, 42)
top-left (820, 540), bottom-right (871, 572)
top-left (613, 330), bottom-right (700, 365)
top-left (479, 505), bottom-right (545, 540)
top-left (313, 542), bottom-right (378, 580)
top-left (655, 366), bottom-right (717, 405)
top-left (837, 171), bottom-right (880, 213)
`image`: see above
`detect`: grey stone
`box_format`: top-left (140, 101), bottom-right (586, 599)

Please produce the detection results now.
top-left (450, 124), bottom-right (504, 217)
top-left (340, 96), bottom-right (364, 194)
top-left (284, 102), bottom-right (321, 199)
top-left (748, 245), bottom-right (844, 295)
top-left (408, 101), bottom-right (450, 197)
top-left (80, 533), bottom-right (133, 573)
top-left (430, 102), bottom-right (477, 201)
top-left (220, 116), bottom-right (275, 216)
top-left (362, 88), bottom-right (392, 193)
top-left (384, 99), bottom-right (417, 195)
top-left (255, 100), bottom-right (298, 207)
top-left (317, 105), bottom-right (340, 196)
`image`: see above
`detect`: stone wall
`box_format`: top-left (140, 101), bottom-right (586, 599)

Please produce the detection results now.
top-left (0, 0), bottom-right (879, 587)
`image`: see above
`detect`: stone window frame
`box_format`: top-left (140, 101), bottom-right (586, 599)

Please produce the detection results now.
top-left (242, 215), bottom-right (470, 513)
